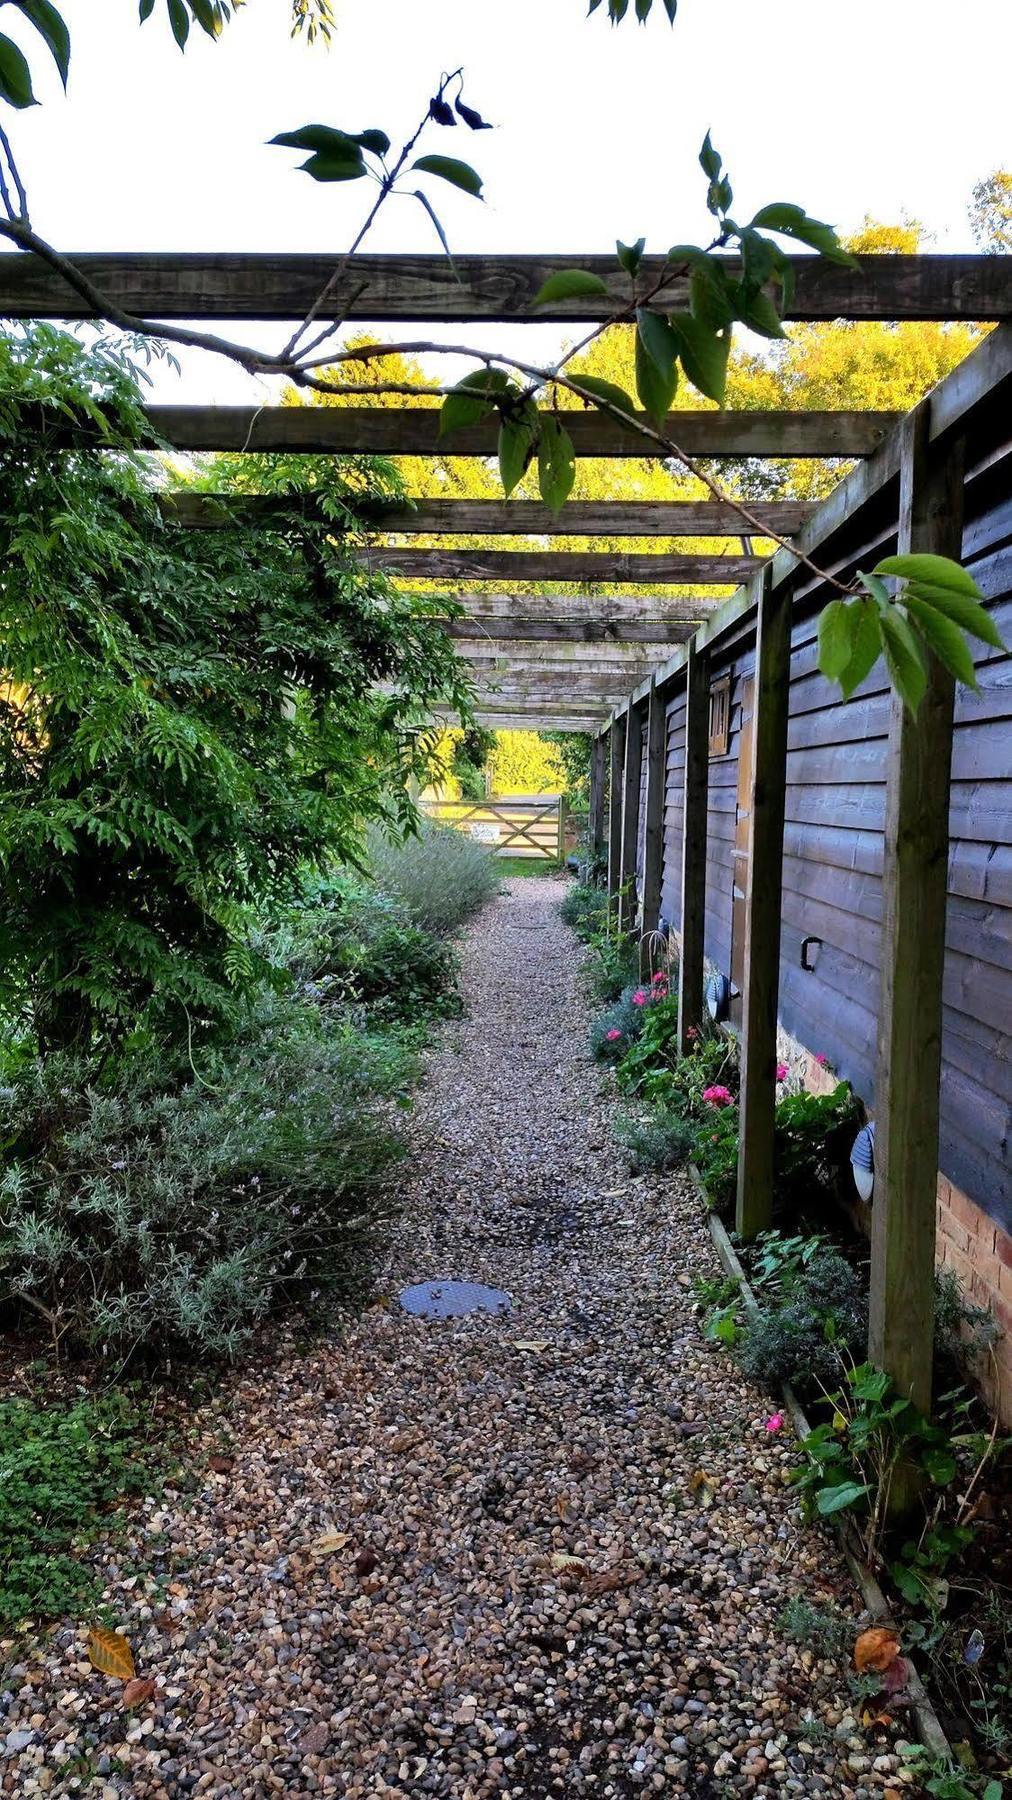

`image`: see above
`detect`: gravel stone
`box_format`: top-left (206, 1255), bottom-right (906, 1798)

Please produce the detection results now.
top-left (0, 879), bottom-right (910, 1798)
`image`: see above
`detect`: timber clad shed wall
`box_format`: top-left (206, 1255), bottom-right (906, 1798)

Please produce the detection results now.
top-left (655, 453), bottom-right (1012, 1238)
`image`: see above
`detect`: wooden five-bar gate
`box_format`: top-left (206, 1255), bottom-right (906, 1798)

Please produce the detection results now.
top-left (421, 796), bottom-right (566, 861)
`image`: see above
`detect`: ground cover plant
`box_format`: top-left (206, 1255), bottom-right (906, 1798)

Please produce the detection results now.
top-left (0, 1389), bottom-right (160, 1628)
top-left (366, 820), bottom-right (501, 936)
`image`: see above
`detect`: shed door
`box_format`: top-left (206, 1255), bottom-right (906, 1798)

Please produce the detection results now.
top-left (730, 676), bottom-right (755, 1028)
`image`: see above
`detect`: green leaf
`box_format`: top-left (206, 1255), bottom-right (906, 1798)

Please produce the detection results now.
top-left (817, 600), bottom-right (854, 684)
top-left (567, 373), bottom-right (637, 418)
top-left (689, 260), bottom-right (734, 332)
top-left (410, 155), bottom-right (483, 199)
top-left (879, 607), bottom-right (928, 715)
top-left (299, 151), bottom-right (367, 182)
top-left (616, 238), bottom-right (645, 277)
top-left (698, 130), bottom-right (721, 181)
top-left (439, 369), bottom-right (511, 438)
top-left (920, 1445), bottom-right (958, 1486)
top-left (270, 123), bottom-right (362, 155)
top-left (139, 0), bottom-right (156, 17)
top-left (537, 415), bottom-right (576, 514)
top-left (815, 1480), bottom-right (870, 1516)
top-left (498, 406), bottom-right (540, 497)
top-left (18, 0), bottom-right (71, 86)
top-left (635, 310), bottom-right (679, 426)
top-left (668, 312), bottom-right (730, 405)
top-left (166, 0), bottom-right (190, 49)
top-left (750, 202), bottom-right (807, 232)
top-left (904, 595), bottom-right (979, 689)
top-left (838, 599), bottom-right (882, 698)
top-left (355, 128), bottom-right (390, 156)
top-left (740, 286), bottom-right (786, 339)
top-left (904, 585), bottom-right (1004, 650)
top-left (873, 553), bottom-right (983, 599)
top-left (858, 571), bottom-right (892, 608)
top-left (532, 268), bottom-right (609, 306)
top-left (0, 32), bottom-right (37, 107)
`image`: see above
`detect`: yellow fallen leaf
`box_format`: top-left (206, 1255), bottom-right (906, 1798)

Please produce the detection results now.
top-left (854, 1627), bottom-right (900, 1673)
top-left (550, 1552), bottom-right (588, 1575)
top-left (88, 1627), bottom-right (135, 1683)
top-left (832, 1410), bottom-right (848, 1432)
top-left (513, 1340), bottom-right (550, 1353)
top-left (311, 1532), bottom-right (350, 1556)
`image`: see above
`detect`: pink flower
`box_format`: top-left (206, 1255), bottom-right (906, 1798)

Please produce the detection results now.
top-left (702, 1084), bottom-right (733, 1107)
top-left (606, 1027), bottom-right (622, 1042)
top-left (651, 971), bottom-right (667, 986)
top-left (776, 1062), bottom-right (789, 1082)
top-left (814, 1053), bottom-right (828, 1066)
top-left (765, 1412), bottom-right (784, 1433)
top-left (632, 990), bottom-right (649, 1006)
top-left (686, 1026), bottom-right (699, 1042)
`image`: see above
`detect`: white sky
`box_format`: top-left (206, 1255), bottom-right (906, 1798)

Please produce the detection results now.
top-left (9, 0), bottom-right (1012, 403)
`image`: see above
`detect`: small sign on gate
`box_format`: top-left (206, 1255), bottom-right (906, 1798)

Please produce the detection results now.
top-left (469, 822), bottom-right (502, 844)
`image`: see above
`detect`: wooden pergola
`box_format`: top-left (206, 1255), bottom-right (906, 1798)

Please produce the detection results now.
top-left (6, 245), bottom-right (1010, 1416)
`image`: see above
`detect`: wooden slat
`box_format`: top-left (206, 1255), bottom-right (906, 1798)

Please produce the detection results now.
top-left (590, 737), bottom-right (607, 868)
top-left (447, 593), bottom-right (707, 624)
top-left (141, 405), bottom-right (900, 459)
top-left (869, 402), bottom-right (965, 1420)
top-left (620, 705), bottom-right (644, 933)
top-left (735, 567), bottom-right (792, 1240)
top-left (677, 639), bottom-right (710, 1052)
top-left (448, 616), bottom-right (699, 645)
top-left (370, 548), bottom-right (761, 584)
top-left (4, 251), bottom-right (1008, 321)
top-left (449, 711), bottom-right (603, 731)
top-left (641, 678), bottom-right (666, 938)
top-left (159, 493), bottom-right (819, 536)
top-left (453, 639), bottom-right (678, 668)
top-left (608, 718), bottom-right (625, 919)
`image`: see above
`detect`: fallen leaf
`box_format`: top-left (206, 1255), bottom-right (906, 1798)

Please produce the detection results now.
top-left (584, 1565), bottom-right (641, 1596)
top-left (354, 1547), bottom-right (379, 1577)
top-left (122, 1677), bottom-right (156, 1711)
top-left (689, 1469), bottom-right (719, 1508)
top-left (550, 1552), bottom-right (588, 1576)
top-left (311, 1532), bottom-right (350, 1556)
top-left (555, 1492), bottom-right (574, 1521)
top-left (861, 1707), bottom-right (894, 1728)
top-left (388, 1432), bottom-right (416, 1453)
top-left (854, 1627), bottom-right (901, 1674)
top-left (208, 1454), bottom-right (234, 1475)
top-left (513, 1339), bottom-right (550, 1353)
top-left (88, 1627), bottom-right (136, 1683)
top-left (880, 1655), bottom-right (911, 1695)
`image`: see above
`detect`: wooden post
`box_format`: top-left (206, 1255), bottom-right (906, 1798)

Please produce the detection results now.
top-left (557, 794), bottom-right (568, 866)
top-left (589, 735), bottom-right (607, 873)
top-left (641, 677), bottom-right (666, 939)
top-left (869, 404), bottom-right (964, 1418)
top-left (678, 640), bottom-right (711, 1053)
top-left (619, 703), bottom-right (643, 934)
top-left (607, 715), bottom-right (625, 921)
top-left (735, 566), bottom-right (792, 1240)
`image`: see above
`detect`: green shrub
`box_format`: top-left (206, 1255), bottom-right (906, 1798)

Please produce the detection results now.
top-left (934, 1264), bottom-right (1002, 1368)
top-left (615, 1104), bottom-right (696, 1172)
top-left (366, 820), bottom-right (500, 934)
top-left (559, 879), bottom-right (609, 941)
top-left (735, 1235), bottom-right (866, 1396)
top-left (270, 875), bottom-right (461, 1025)
top-left (692, 1100), bottom-right (741, 1211)
top-left (0, 1391), bottom-right (157, 1626)
top-left (0, 987), bottom-right (413, 1358)
top-left (590, 985), bottom-right (653, 1061)
top-left (774, 1082), bottom-right (862, 1204)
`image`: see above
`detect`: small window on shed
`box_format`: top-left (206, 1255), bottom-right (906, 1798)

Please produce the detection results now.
top-left (708, 677), bottom-right (731, 757)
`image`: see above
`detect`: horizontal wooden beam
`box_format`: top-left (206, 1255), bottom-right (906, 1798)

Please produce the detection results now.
top-left (158, 493), bottom-right (818, 537)
top-left (454, 638), bottom-right (678, 667)
top-left (372, 548), bottom-right (759, 584)
top-left (4, 251), bottom-right (1008, 321)
top-left (142, 405), bottom-right (898, 459)
top-left (470, 714), bottom-right (605, 732)
top-left (448, 615), bottom-right (698, 646)
top-left (444, 593), bottom-right (706, 624)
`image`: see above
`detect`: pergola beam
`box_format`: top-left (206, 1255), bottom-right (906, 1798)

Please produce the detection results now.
top-left (141, 405), bottom-right (899, 459)
top-left (3, 251), bottom-right (1007, 322)
top-left (367, 549), bottom-right (761, 584)
top-left (158, 493), bottom-right (818, 537)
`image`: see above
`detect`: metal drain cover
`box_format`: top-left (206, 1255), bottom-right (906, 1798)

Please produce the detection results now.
top-left (399, 1279), bottom-right (511, 1319)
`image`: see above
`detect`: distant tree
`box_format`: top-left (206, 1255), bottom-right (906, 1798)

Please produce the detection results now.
top-left (969, 170), bottom-right (1012, 253)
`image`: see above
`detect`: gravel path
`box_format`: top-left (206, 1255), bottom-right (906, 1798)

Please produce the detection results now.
top-left (4, 878), bottom-right (913, 1799)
